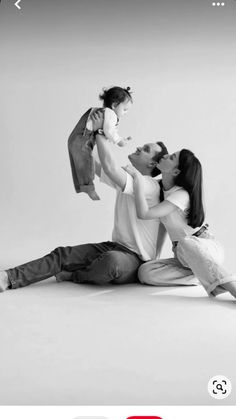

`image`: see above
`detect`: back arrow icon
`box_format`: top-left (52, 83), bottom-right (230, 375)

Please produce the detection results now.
top-left (15, 0), bottom-right (21, 9)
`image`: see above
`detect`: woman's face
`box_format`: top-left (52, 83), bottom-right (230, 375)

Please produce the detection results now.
top-left (157, 151), bottom-right (180, 173)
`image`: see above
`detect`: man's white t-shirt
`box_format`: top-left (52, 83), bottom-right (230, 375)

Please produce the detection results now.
top-left (100, 170), bottom-right (161, 261)
top-left (162, 186), bottom-right (200, 241)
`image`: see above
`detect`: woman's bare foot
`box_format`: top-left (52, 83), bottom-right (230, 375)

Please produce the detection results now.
top-left (221, 281), bottom-right (236, 299)
top-left (0, 271), bottom-right (10, 292)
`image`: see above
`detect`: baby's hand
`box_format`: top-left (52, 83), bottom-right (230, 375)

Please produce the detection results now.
top-left (117, 136), bottom-right (132, 147)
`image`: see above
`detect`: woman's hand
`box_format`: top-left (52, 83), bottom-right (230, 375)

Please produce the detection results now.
top-left (122, 164), bottom-right (141, 178)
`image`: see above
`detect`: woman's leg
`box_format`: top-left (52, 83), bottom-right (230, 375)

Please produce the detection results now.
top-left (138, 256), bottom-right (198, 286)
top-left (217, 281), bottom-right (236, 297)
top-left (177, 236), bottom-right (236, 298)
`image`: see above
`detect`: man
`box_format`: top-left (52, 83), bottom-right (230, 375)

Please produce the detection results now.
top-left (0, 122), bottom-right (168, 292)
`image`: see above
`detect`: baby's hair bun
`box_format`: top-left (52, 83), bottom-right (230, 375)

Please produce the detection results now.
top-left (125, 86), bottom-right (133, 96)
top-left (99, 87), bottom-right (107, 101)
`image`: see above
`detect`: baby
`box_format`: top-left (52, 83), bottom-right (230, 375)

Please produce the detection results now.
top-left (68, 86), bottom-right (133, 200)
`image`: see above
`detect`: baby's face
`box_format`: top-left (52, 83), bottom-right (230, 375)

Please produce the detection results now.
top-left (112, 99), bottom-right (132, 118)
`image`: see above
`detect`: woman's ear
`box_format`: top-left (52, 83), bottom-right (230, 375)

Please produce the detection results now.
top-left (173, 168), bottom-right (181, 176)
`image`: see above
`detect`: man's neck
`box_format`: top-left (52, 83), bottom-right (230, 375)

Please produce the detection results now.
top-left (140, 168), bottom-right (152, 176)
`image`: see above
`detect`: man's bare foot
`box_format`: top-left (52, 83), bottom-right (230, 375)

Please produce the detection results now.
top-left (0, 271), bottom-right (10, 292)
top-left (221, 281), bottom-right (236, 298)
top-left (55, 271), bottom-right (73, 283)
top-left (87, 190), bottom-right (100, 201)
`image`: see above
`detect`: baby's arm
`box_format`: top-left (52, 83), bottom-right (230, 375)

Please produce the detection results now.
top-left (117, 136), bottom-right (132, 147)
top-left (103, 108), bottom-right (121, 144)
top-left (103, 108), bottom-right (132, 146)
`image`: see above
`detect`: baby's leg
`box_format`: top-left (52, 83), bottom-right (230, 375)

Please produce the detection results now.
top-left (87, 190), bottom-right (100, 200)
top-left (68, 132), bottom-right (100, 199)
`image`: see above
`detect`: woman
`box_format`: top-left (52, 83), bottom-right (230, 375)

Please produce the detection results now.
top-left (125, 149), bottom-right (236, 299)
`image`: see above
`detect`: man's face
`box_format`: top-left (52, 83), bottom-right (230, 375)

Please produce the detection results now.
top-left (128, 143), bottom-right (164, 174)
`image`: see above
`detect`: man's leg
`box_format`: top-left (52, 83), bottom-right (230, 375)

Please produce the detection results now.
top-left (0, 271), bottom-right (9, 292)
top-left (71, 249), bottom-right (142, 285)
top-left (0, 242), bottom-right (115, 290)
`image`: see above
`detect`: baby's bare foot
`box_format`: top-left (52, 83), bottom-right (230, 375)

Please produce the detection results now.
top-left (0, 271), bottom-right (10, 292)
top-left (88, 190), bottom-right (100, 200)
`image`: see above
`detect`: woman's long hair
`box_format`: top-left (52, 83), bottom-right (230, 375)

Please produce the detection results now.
top-left (175, 149), bottom-right (205, 228)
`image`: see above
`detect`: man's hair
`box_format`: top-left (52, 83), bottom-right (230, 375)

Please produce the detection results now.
top-left (151, 141), bottom-right (168, 177)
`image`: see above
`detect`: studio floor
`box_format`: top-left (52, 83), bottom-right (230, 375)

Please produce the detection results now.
top-left (0, 278), bottom-right (235, 405)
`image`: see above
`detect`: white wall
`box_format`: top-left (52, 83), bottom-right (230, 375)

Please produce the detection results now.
top-left (0, 0), bottom-right (236, 270)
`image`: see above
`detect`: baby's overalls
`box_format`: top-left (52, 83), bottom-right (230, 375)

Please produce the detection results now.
top-left (68, 108), bottom-right (100, 200)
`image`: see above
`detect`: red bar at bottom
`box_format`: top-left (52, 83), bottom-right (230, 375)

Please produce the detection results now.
top-left (127, 417), bottom-right (163, 419)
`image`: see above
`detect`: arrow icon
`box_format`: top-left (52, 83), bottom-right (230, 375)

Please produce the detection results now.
top-left (15, 0), bottom-right (21, 10)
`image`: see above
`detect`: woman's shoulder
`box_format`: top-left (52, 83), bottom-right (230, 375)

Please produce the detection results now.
top-left (165, 186), bottom-right (189, 198)
top-left (164, 186), bottom-right (189, 211)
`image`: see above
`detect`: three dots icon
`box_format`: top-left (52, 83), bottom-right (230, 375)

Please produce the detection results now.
top-left (212, 2), bottom-right (225, 5)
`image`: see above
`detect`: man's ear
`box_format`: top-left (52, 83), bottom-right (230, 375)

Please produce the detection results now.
top-left (147, 161), bottom-right (158, 169)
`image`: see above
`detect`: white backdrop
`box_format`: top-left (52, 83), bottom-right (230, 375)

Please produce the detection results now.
top-left (0, 0), bottom-right (236, 271)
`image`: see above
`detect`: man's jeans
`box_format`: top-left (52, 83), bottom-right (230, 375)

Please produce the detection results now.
top-left (6, 242), bottom-right (143, 289)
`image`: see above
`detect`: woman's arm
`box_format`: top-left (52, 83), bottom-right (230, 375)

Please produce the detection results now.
top-left (124, 165), bottom-right (176, 219)
top-left (156, 222), bottom-right (167, 258)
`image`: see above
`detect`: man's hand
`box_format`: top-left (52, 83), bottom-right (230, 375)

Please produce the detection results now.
top-left (90, 109), bottom-right (104, 132)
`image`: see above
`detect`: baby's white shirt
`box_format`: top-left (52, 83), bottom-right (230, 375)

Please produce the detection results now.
top-left (86, 107), bottom-right (121, 144)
